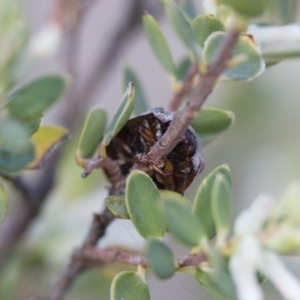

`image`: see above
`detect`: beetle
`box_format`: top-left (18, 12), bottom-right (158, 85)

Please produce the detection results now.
top-left (106, 107), bottom-right (204, 194)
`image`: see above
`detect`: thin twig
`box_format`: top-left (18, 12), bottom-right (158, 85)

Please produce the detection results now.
top-left (81, 247), bottom-right (207, 269)
top-left (49, 208), bottom-right (114, 300)
top-left (168, 63), bottom-right (199, 112)
top-left (134, 29), bottom-right (240, 172)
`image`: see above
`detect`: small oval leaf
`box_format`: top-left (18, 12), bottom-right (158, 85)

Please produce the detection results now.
top-left (163, 0), bottom-right (198, 58)
top-left (4, 75), bottom-right (68, 118)
top-left (0, 117), bottom-right (34, 172)
top-left (164, 199), bottom-right (205, 247)
top-left (105, 195), bottom-right (130, 219)
top-left (143, 13), bottom-right (176, 75)
top-left (193, 164), bottom-right (231, 239)
top-left (191, 107), bottom-right (235, 135)
top-left (22, 114), bottom-right (43, 136)
top-left (159, 190), bottom-right (191, 207)
top-left (103, 82), bottom-right (135, 146)
top-left (180, 0), bottom-right (197, 19)
top-left (122, 66), bottom-right (148, 115)
top-left (147, 239), bottom-right (176, 279)
top-left (125, 171), bottom-right (166, 239)
top-left (220, 0), bottom-right (268, 17)
top-left (26, 126), bottom-right (69, 169)
top-left (111, 271), bottom-right (151, 300)
top-left (195, 267), bottom-right (236, 300)
top-left (192, 14), bottom-right (225, 48)
top-left (203, 32), bottom-right (265, 81)
top-left (77, 107), bottom-right (107, 160)
top-left (211, 173), bottom-right (232, 232)
top-left (0, 184), bottom-right (8, 226)
top-left (176, 57), bottom-right (192, 81)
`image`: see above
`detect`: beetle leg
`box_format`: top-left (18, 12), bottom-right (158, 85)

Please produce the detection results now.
top-left (138, 119), bottom-right (157, 150)
top-left (153, 160), bottom-right (176, 191)
top-left (174, 160), bottom-right (194, 194)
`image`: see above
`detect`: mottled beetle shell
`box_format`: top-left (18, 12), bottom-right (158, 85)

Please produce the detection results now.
top-left (106, 107), bottom-right (204, 194)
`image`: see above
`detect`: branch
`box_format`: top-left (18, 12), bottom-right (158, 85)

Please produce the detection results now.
top-left (0, 155), bottom-right (58, 265)
top-left (0, 0), bottom-right (95, 266)
top-left (81, 247), bottom-right (207, 269)
top-left (73, 0), bottom-right (163, 114)
top-left (49, 158), bottom-right (125, 300)
top-left (168, 63), bottom-right (199, 112)
top-left (49, 208), bottom-right (114, 300)
top-left (134, 28), bottom-right (240, 172)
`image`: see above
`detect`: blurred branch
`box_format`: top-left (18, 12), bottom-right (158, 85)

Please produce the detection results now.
top-left (0, 0), bottom-right (96, 266)
top-left (134, 28), bottom-right (240, 172)
top-left (50, 246), bottom-right (206, 300)
top-left (49, 155), bottom-right (126, 300)
top-left (49, 208), bottom-right (114, 300)
top-left (168, 63), bottom-right (198, 111)
top-left (82, 157), bottom-right (125, 193)
top-left (72, 0), bottom-right (163, 120)
top-left (0, 173), bottom-right (31, 199)
top-left (0, 155), bottom-right (58, 265)
top-left (82, 247), bottom-right (207, 269)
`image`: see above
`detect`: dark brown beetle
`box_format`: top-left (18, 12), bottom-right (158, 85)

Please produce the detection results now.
top-left (106, 107), bottom-right (204, 194)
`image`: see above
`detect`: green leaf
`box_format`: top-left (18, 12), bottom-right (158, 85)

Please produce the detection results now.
top-left (193, 165), bottom-right (231, 239)
top-left (192, 14), bottom-right (225, 48)
top-left (164, 199), bottom-right (205, 247)
top-left (77, 107), bottom-right (107, 160)
top-left (196, 250), bottom-right (236, 300)
top-left (159, 190), bottom-right (191, 207)
top-left (191, 107), bottom-right (235, 135)
top-left (143, 13), bottom-right (176, 75)
top-left (125, 171), bottom-right (166, 239)
top-left (0, 117), bottom-right (34, 172)
top-left (163, 0), bottom-right (198, 58)
top-left (203, 32), bottom-right (265, 81)
top-left (194, 107), bottom-right (235, 146)
top-left (0, 0), bottom-right (27, 96)
top-left (147, 239), bottom-right (176, 279)
top-left (122, 66), bottom-right (148, 115)
top-left (22, 114), bottom-right (43, 136)
top-left (105, 195), bottom-right (130, 219)
top-left (111, 271), bottom-right (151, 300)
top-left (4, 75), bottom-right (68, 118)
top-left (211, 173), bottom-right (232, 233)
top-left (195, 267), bottom-right (236, 300)
top-left (220, 0), bottom-right (269, 17)
top-left (176, 57), bottom-right (192, 81)
top-left (103, 82), bottom-right (135, 146)
top-left (179, 0), bottom-right (197, 19)
top-left (0, 184), bottom-right (7, 226)
top-left (26, 126), bottom-right (69, 169)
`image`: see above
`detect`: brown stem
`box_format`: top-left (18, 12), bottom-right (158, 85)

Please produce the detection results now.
top-left (82, 247), bottom-right (207, 269)
top-left (168, 63), bottom-right (199, 112)
top-left (49, 208), bottom-right (114, 300)
top-left (83, 247), bottom-right (147, 268)
top-left (133, 29), bottom-right (240, 172)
